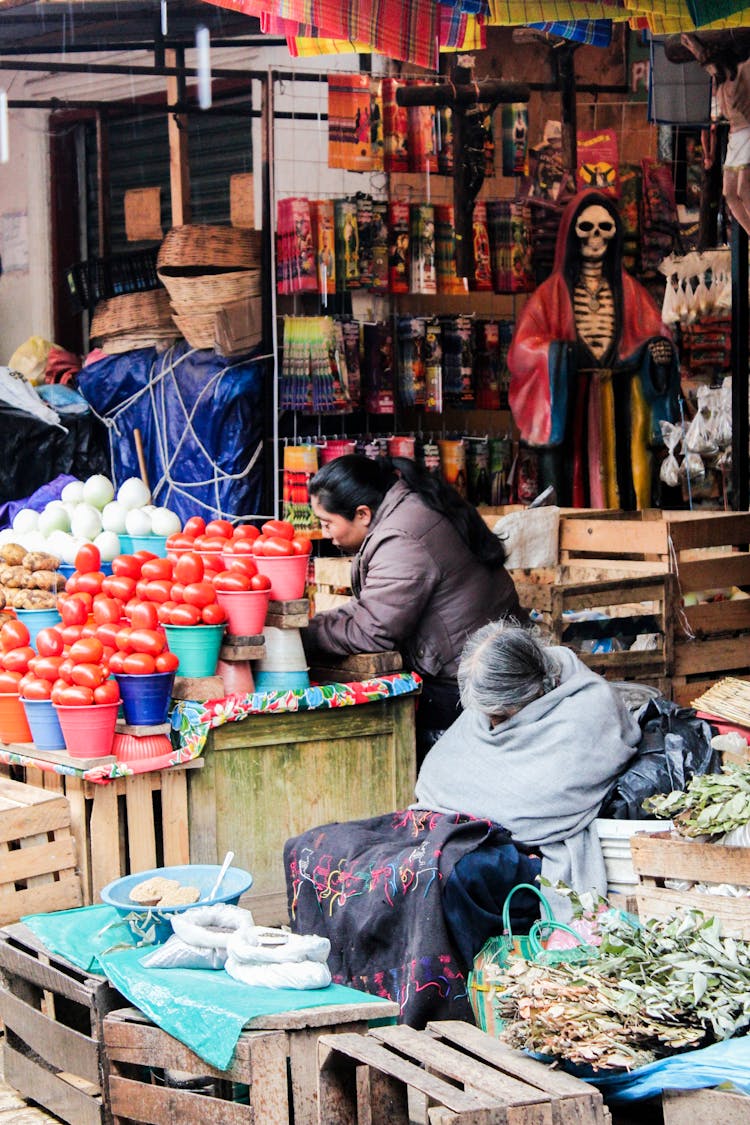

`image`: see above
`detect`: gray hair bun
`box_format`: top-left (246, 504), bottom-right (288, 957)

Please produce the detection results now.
top-left (458, 620), bottom-right (562, 716)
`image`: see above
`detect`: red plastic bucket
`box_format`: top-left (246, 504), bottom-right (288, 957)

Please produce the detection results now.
top-left (215, 589), bottom-right (270, 635)
top-left (254, 554), bottom-right (308, 601)
top-left (54, 702), bottom-right (119, 759)
top-left (0, 693), bottom-right (32, 744)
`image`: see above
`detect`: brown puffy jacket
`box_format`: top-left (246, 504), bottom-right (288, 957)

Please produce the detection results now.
top-left (306, 480), bottom-right (523, 679)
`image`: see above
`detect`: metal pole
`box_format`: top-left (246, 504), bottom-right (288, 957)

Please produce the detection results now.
top-left (731, 219), bottom-right (750, 511)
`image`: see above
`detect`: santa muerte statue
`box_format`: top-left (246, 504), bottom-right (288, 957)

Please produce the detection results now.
top-left (507, 189), bottom-right (680, 509)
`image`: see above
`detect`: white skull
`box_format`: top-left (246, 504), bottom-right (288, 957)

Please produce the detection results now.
top-left (575, 204), bottom-right (616, 260)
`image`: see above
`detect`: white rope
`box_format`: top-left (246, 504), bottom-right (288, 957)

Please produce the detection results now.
top-left (92, 344), bottom-right (273, 520)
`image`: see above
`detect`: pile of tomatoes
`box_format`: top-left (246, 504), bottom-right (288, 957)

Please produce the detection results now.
top-left (165, 517), bottom-right (312, 562)
top-left (0, 616), bottom-right (125, 708)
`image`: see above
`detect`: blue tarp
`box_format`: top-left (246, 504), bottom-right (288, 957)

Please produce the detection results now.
top-left (77, 342), bottom-right (266, 523)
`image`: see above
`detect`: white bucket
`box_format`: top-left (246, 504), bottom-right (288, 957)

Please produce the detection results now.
top-left (595, 818), bottom-right (671, 895)
top-left (257, 626), bottom-right (308, 672)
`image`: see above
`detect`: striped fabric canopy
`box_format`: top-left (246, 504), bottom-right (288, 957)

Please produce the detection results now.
top-left (201, 0), bottom-right (750, 66)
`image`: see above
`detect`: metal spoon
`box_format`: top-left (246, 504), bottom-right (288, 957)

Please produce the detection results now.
top-left (207, 851), bottom-right (234, 902)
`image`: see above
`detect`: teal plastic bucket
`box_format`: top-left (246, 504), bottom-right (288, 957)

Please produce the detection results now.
top-left (163, 624), bottom-right (225, 677)
top-left (115, 671), bottom-right (175, 725)
top-left (15, 608), bottom-right (62, 650)
top-left (254, 669), bottom-right (310, 692)
top-left (21, 698), bottom-right (66, 751)
top-left (119, 534), bottom-right (168, 558)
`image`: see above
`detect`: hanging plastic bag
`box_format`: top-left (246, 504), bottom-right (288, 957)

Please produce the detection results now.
top-left (684, 402), bottom-right (717, 457)
top-left (659, 420), bottom-right (682, 487)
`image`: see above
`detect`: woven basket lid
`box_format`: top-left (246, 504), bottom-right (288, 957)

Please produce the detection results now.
top-left (157, 224), bottom-right (262, 275)
top-left (90, 288), bottom-right (172, 339)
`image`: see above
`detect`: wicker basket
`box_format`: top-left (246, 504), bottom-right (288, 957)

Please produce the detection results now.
top-left (172, 310), bottom-right (216, 350)
top-left (100, 329), bottom-right (178, 354)
top-left (159, 269), bottom-right (261, 312)
top-left (157, 225), bottom-right (261, 274)
top-left (90, 289), bottom-right (172, 339)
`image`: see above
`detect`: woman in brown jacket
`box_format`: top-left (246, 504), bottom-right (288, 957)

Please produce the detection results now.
top-left (305, 454), bottom-right (523, 764)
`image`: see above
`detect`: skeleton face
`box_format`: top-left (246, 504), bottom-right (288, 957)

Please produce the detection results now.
top-left (575, 204), bottom-right (616, 260)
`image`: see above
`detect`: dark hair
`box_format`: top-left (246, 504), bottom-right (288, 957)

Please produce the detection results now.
top-left (309, 453), bottom-right (506, 567)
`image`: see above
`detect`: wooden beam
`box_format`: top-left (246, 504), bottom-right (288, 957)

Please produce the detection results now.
top-left (165, 47), bottom-right (190, 226)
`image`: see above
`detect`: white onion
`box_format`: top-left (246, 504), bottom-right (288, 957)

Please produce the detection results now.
top-left (12, 508), bottom-right (39, 534)
top-left (101, 501), bottom-right (128, 534)
top-left (23, 531), bottom-right (47, 553)
top-left (61, 480), bottom-right (85, 504)
top-left (62, 537), bottom-right (84, 565)
top-left (94, 530), bottom-right (121, 562)
top-left (0, 528), bottom-right (19, 545)
top-left (38, 502), bottom-right (70, 535)
top-left (46, 530), bottom-right (72, 561)
top-left (117, 477), bottom-right (151, 510)
top-left (150, 507), bottom-right (182, 536)
top-left (70, 503), bottom-right (103, 541)
top-left (125, 508), bottom-right (153, 536)
top-left (83, 474), bottom-right (115, 510)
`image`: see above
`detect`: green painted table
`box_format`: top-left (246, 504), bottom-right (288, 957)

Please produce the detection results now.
top-left (187, 695), bottom-right (416, 924)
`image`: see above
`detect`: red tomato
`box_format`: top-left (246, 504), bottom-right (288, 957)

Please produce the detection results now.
top-left (57, 684), bottom-right (95, 707)
top-left (36, 627), bottom-right (64, 658)
top-left (18, 673), bottom-right (36, 696)
top-left (194, 535), bottom-right (226, 553)
top-left (263, 536), bottom-right (295, 557)
top-left (75, 543), bottom-right (102, 574)
top-left (71, 662), bottom-right (106, 689)
top-left (92, 597), bottom-right (122, 626)
top-left (174, 552), bottom-right (204, 585)
top-left (141, 557), bottom-right (174, 581)
top-left (69, 637), bottom-right (104, 665)
top-left (0, 619), bottom-right (31, 652)
top-left (157, 601), bottom-right (178, 624)
top-left (183, 516), bottom-right (206, 538)
top-left (3, 646), bottom-right (34, 674)
top-left (76, 571), bottom-right (106, 596)
top-left (227, 557), bottom-right (258, 579)
top-left (145, 579), bottom-right (173, 604)
top-left (135, 579), bottom-right (150, 601)
top-left (115, 629), bottom-right (134, 653)
top-left (112, 554), bottom-right (143, 579)
top-left (129, 602), bottom-right (160, 630)
top-left (33, 655), bottom-right (65, 682)
top-left (134, 550), bottom-right (158, 562)
top-left (96, 623), bottom-right (121, 650)
top-left (201, 603), bottom-right (228, 625)
top-left (80, 622), bottom-right (98, 639)
top-left (108, 651), bottom-right (127, 674)
top-left (250, 573), bottom-right (273, 592)
top-left (214, 571), bottom-right (252, 592)
top-left (173, 533), bottom-right (199, 550)
top-left (183, 581), bottom-right (217, 608)
top-left (60, 625), bottom-right (84, 648)
top-left (0, 670), bottom-right (22, 692)
top-left (169, 604), bottom-right (202, 626)
top-left (102, 646), bottom-right (116, 663)
top-left (59, 596), bottom-right (88, 627)
top-left (155, 650), bottom-right (180, 672)
top-left (129, 628), bottom-right (167, 657)
top-left (230, 538), bottom-right (259, 557)
top-left (203, 556), bottom-right (224, 576)
top-left (50, 679), bottom-right (69, 705)
top-left (261, 519), bottom-right (295, 541)
top-left (102, 575), bottom-right (137, 602)
top-left (170, 582), bottom-right (185, 603)
top-left (122, 652), bottom-right (157, 675)
top-left (94, 680), bottom-right (121, 705)
top-left (232, 524), bottom-right (260, 541)
top-left (291, 536), bottom-right (313, 556)
top-left (124, 598), bottom-right (142, 620)
top-left (251, 540), bottom-right (266, 556)
top-left (22, 679), bottom-right (52, 701)
top-left (205, 519), bottom-right (234, 539)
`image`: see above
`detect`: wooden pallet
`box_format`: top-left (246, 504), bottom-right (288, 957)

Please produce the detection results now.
top-left (104, 995), bottom-right (399, 1125)
top-left (0, 777), bottom-right (82, 925)
top-left (4, 761), bottom-right (197, 905)
top-left (0, 922), bottom-right (125, 1125)
top-left (631, 830), bottom-right (750, 937)
top-left (318, 1021), bottom-right (609, 1124)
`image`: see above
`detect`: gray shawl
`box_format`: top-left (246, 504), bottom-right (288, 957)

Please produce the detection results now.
top-left (413, 647), bottom-right (640, 920)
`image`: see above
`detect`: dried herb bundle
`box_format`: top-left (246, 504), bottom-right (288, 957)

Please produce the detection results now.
top-left (494, 910), bottom-right (750, 1070)
top-left (644, 762), bottom-right (750, 837)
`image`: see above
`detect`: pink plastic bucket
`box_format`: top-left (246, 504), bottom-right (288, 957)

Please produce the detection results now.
top-left (215, 589), bottom-right (270, 635)
top-left (254, 554), bottom-right (309, 601)
top-left (54, 702), bottom-right (119, 759)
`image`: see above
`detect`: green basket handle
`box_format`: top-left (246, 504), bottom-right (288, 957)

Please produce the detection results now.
top-left (501, 882), bottom-right (555, 943)
top-left (528, 918), bottom-right (593, 957)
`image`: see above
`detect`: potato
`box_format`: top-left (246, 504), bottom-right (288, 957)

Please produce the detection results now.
top-left (0, 544), bottom-right (26, 566)
top-left (23, 552), bottom-right (60, 573)
top-left (0, 566), bottom-right (27, 588)
top-left (31, 569), bottom-right (65, 592)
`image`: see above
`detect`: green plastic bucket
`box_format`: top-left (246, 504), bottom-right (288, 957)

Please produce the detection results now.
top-left (163, 623), bottom-right (225, 677)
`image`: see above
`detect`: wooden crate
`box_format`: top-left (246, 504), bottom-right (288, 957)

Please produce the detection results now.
top-left (0, 922), bottom-right (125, 1125)
top-left (663, 1087), bottom-right (750, 1124)
top-left (512, 567), bottom-right (672, 685)
top-left (188, 695), bottom-right (416, 925)
top-left (308, 650), bottom-right (404, 685)
top-left (0, 777), bottom-right (82, 925)
top-left (312, 557), bottom-right (352, 614)
top-left (631, 830), bottom-right (750, 937)
top-left (5, 761), bottom-right (196, 906)
top-left (318, 1021), bottom-right (609, 1124)
top-left (104, 995), bottom-right (399, 1125)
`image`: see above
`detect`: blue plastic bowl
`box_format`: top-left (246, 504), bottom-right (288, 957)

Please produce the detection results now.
top-left (254, 669), bottom-right (310, 692)
top-left (59, 562), bottom-right (113, 579)
top-left (119, 534), bottom-right (168, 558)
top-left (100, 863), bottom-right (253, 943)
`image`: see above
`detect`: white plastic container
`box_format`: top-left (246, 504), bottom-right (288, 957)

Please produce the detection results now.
top-left (256, 626), bottom-right (307, 672)
top-left (595, 818), bottom-right (671, 895)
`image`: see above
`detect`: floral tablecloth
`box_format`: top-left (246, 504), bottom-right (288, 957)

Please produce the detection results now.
top-left (0, 672), bottom-right (422, 784)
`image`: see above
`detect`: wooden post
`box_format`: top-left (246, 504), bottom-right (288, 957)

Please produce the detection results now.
top-left (165, 47), bottom-right (191, 226)
top-left (95, 110), bottom-right (110, 257)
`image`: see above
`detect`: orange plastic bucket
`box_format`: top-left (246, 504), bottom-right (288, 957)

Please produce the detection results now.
top-left (0, 693), bottom-right (32, 744)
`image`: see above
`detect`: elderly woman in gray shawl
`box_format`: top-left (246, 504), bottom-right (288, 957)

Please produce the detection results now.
top-left (413, 621), bottom-right (640, 920)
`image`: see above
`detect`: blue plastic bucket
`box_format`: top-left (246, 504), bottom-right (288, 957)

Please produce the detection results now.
top-left (21, 698), bottom-right (66, 751)
top-left (254, 669), bottom-right (310, 692)
top-left (119, 534), bottom-right (168, 558)
top-left (59, 562), bottom-right (113, 580)
top-left (114, 671), bottom-right (175, 725)
top-left (163, 624), bottom-right (225, 677)
top-left (15, 608), bottom-right (62, 650)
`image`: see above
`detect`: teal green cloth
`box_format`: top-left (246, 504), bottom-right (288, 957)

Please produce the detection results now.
top-left (688, 0), bottom-right (747, 25)
top-left (22, 905), bottom-right (393, 1071)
